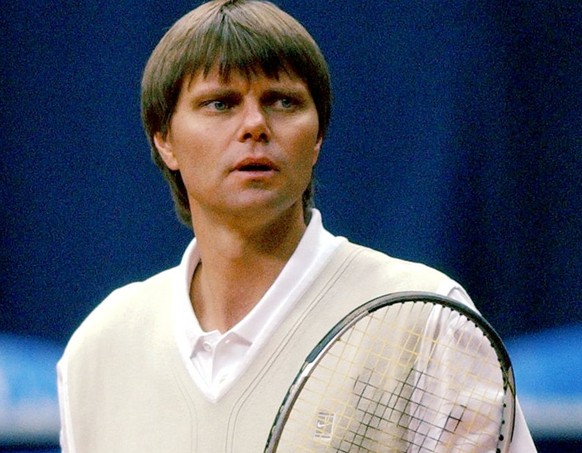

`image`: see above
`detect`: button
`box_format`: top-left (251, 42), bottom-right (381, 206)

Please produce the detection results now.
top-left (202, 341), bottom-right (212, 352)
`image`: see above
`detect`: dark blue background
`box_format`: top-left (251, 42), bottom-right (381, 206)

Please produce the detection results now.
top-left (2, 0), bottom-right (580, 346)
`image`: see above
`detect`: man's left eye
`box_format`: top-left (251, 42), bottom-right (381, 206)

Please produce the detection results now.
top-left (275, 98), bottom-right (296, 109)
top-left (210, 100), bottom-right (229, 111)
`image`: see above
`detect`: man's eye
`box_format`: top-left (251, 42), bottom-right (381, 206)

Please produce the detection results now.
top-left (208, 100), bottom-right (229, 111)
top-left (274, 97), bottom-right (297, 110)
top-left (199, 98), bottom-right (233, 112)
top-left (279, 98), bottom-right (293, 108)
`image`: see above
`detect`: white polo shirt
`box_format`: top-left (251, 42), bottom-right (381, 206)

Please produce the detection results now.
top-left (173, 209), bottom-right (346, 401)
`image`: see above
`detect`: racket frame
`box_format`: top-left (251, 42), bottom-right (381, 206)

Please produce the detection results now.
top-left (264, 291), bottom-right (516, 453)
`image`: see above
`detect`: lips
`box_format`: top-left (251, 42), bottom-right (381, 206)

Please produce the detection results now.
top-left (233, 157), bottom-right (278, 172)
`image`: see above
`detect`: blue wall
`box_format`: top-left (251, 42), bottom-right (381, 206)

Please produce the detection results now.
top-left (2, 0), bottom-right (580, 345)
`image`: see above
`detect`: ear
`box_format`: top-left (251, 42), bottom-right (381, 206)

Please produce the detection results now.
top-left (153, 131), bottom-right (180, 171)
top-left (312, 136), bottom-right (323, 166)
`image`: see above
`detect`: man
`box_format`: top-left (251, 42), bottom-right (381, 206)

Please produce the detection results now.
top-left (58, 1), bottom-right (536, 451)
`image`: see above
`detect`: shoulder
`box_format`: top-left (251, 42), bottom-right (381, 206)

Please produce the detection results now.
top-left (341, 241), bottom-right (447, 281)
top-left (62, 267), bottom-right (178, 360)
top-left (84, 267), bottom-right (176, 326)
top-left (332, 241), bottom-right (469, 301)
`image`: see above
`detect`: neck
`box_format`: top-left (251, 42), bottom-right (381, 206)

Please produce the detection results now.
top-left (190, 207), bottom-right (307, 333)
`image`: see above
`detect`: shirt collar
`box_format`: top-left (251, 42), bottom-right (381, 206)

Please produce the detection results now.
top-left (173, 209), bottom-right (344, 356)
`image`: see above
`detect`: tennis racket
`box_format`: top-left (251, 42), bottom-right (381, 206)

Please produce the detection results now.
top-left (264, 292), bottom-right (515, 453)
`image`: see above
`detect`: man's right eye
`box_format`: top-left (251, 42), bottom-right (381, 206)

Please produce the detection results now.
top-left (205, 100), bottom-right (229, 111)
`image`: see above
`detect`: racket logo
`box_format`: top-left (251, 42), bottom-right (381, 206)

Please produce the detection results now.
top-left (314, 411), bottom-right (335, 441)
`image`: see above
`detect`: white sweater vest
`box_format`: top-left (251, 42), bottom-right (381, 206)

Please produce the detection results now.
top-left (61, 242), bottom-right (452, 452)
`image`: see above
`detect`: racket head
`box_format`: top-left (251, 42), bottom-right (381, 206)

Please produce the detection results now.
top-left (264, 291), bottom-right (516, 453)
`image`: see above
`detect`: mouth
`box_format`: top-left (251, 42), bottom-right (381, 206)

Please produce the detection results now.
top-left (234, 157), bottom-right (278, 173)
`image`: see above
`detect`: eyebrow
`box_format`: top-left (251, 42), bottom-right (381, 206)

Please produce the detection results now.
top-left (192, 87), bottom-right (239, 98)
top-left (188, 83), bottom-right (310, 100)
top-left (261, 86), bottom-right (311, 99)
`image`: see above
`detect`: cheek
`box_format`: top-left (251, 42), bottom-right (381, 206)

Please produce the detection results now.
top-left (169, 126), bottom-right (208, 168)
top-left (298, 129), bottom-right (321, 167)
top-left (287, 116), bottom-right (321, 163)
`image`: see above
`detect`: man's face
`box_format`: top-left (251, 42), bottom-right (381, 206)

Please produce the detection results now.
top-left (154, 67), bottom-right (322, 227)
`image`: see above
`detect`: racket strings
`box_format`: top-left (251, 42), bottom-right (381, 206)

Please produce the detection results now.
top-left (406, 306), bottom-right (509, 451)
top-left (346, 357), bottom-right (478, 451)
top-left (338, 305), bottom-right (428, 450)
top-left (270, 300), bottom-right (513, 452)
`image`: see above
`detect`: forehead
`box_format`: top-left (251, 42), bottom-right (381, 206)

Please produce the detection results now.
top-left (185, 64), bottom-right (310, 92)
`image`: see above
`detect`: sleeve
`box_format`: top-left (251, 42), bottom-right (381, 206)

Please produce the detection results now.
top-left (57, 356), bottom-right (75, 453)
top-left (441, 281), bottom-right (538, 452)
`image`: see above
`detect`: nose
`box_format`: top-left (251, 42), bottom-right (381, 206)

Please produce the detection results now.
top-left (238, 100), bottom-right (270, 143)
